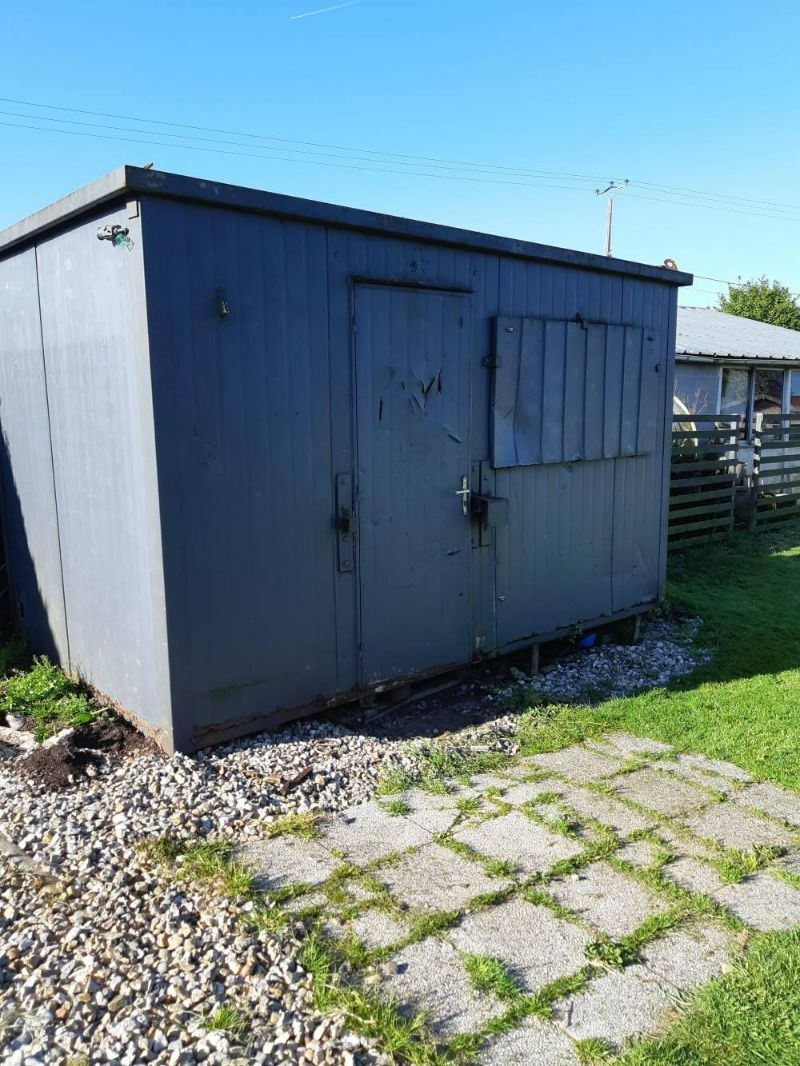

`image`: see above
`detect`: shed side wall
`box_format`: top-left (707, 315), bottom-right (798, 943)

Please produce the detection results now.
top-left (0, 248), bottom-right (69, 659)
top-left (33, 205), bottom-right (173, 747)
top-left (140, 199), bottom-right (341, 745)
top-left (142, 196), bottom-right (677, 747)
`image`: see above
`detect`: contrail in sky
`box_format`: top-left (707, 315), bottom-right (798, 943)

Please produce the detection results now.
top-left (290, 1), bottom-right (362, 19)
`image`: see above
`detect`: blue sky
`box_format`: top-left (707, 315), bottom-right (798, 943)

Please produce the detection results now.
top-left (2, 0), bottom-right (799, 307)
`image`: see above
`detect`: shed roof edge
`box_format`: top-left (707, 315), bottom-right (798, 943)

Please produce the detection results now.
top-left (0, 164), bottom-right (693, 285)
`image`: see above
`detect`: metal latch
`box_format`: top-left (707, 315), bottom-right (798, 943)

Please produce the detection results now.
top-left (335, 506), bottom-right (353, 534)
top-left (335, 473), bottom-right (355, 573)
top-left (470, 494), bottom-right (509, 527)
top-left (455, 475), bottom-right (471, 517)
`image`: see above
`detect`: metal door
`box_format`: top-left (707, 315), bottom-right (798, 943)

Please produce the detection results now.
top-left (354, 284), bottom-right (472, 685)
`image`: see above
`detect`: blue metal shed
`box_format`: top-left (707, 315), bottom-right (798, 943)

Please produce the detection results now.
top-left (0, 167), bottom-right (691, 752)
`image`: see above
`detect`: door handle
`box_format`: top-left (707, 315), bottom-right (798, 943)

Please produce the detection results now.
top-left (455, 475), bottom-right (471, 517)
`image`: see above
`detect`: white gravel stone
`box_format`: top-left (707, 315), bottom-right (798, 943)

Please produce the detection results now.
top-left (0, 613), bottom-right (708, 1063)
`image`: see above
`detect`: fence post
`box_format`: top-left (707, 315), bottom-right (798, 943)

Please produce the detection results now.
top-left (749, 416), bottom-right (762, 532)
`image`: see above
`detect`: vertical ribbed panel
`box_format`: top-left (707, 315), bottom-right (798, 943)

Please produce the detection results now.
top-left (143, 201), bottom-right (338, 734)
top-left (35, 206), bottom-right (172, 744)
top-left (140, 202), bottom-right (677, 742)
top-left (354, 285), bottom-right (472, 683)
top-left (0, 248), bottom-right (69, 661)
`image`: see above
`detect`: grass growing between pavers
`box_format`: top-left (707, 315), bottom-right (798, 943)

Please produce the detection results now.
top-left (462, 954), bottom-right (522, 1002)
top-left (141, 837), bottom-right (258, 900)
top-left (299, 929), bottom-right (451, 1065)
top-left (262, 812), bottom-right (322, 840)
top-left (507, 527), bottom-right (800, 1064)
top-left (617, 928), bottom-right (800, 1066)
top-left (378, 743), bottom-right (512, 797)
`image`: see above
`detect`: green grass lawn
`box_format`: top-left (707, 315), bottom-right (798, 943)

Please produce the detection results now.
top-left (517, 523), bottom-right (800, 1065)
top-left (518, 525), bottom-right (800, 789)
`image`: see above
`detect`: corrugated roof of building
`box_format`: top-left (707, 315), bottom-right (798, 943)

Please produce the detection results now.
top-left (677, 306), bottom-right (800, 362)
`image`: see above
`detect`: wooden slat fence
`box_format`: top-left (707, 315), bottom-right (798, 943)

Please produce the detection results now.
top-left (669, 414), bottom-right (740, 549)
top-left (750, 413), bottom-right (800, 529)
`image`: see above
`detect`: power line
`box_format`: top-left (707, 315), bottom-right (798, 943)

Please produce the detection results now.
top-left (0, 120), bottom-right (607, 193)
top-left (0, 95), bottom-right (609, 184)
top-left (0, 108), bottom-right (604, 183)
top-left (5, 113), bottom-right (800, 231)
top-left (4, 94), bottom-right (800, 218)
top-left (623, 190), bottom-right (800, 225)
top-left (693, 274), bottom-right (800, 299)
top-left (630, 179), bottom-right (800, 216)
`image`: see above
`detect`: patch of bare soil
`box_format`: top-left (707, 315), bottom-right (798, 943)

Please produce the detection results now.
top-left (73, 716), bottom-right (160, 757)
top-left (17, 716), bottom-right (160, 792)
top-left (18, 738), bottom-right (98, 791)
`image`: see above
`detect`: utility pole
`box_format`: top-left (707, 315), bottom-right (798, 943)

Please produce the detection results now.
top-left (595, 179), bottom-right (629, 257)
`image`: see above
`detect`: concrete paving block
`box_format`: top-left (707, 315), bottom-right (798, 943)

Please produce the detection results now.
top-left (378, 842), bottom-right (509, 912)
top-left (532, 745), bottom-right (627, 783)
top-left (501, 778), bottom-right (567, 807)
top-left (552, 967), bottom-right (673, 1048)
top-left (661, 857), bottom-right (726, 897)
top-left (715, 873), bottom-right (800, 931)
top-left (531, 802), bottom-right (574, 827)
top-left (560, 785), bottom-right (656, 834)
top-left (283, 890), bottom-right (328, 915)
top-left (676, 753), bottom-right (751, 782)
top-left (684, 804), bottom-right (795, 852)
top-left (546, 861), bottom-right (670, 938)
top-left (325, 909), bottom-right (409, 950)
top-left (503, 759), bottom-right (550, 781)
top-left (397, 789), bottom-right (461, 834)
top-left (659, 756), bottom-right (741, 796)
top-left (612, 769), bottom-right (711, 816)
top-left (657, 826), bottom-right (717, 861)
top-left (380, 937), bottom-right (504, 1039)
top-left (780, 851), bottom-right (800, 875)
top-left (453, 811), bottom-right (582, 876)
top-left (235, 836), bottom-right (339, 892)
top-left (479, 1017), bottom-right (581, 1065)
top-left (616, 840), bottom-right (660, 869)
top-left (447, 899), bottom-right (590, 994)
top-left (595, 732), bottom-right (674, 757)
top-left (469, 773), bottom-right (516, 792)
top-left (735, 782), bottom-right (800, 828)
top-left (556, 922), bottom-right (733, 1048)
top-left (637, 923), bottom-right (732, 993)
top-left (318, 801), bottom-right (430, 864)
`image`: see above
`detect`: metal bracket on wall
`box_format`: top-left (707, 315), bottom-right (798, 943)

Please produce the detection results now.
top-left (335, 473), bottom-right (355, 573)
top-left (471, 461), bottom-right (506, 548)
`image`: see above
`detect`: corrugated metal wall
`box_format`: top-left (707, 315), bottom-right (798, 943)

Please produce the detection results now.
top-left (0, 181), bottom-right (679, 750)
top-left (139, 196), bottom-right (677, 747)
top-left (0, 205), bottom-right (174, 747)
top-left (0, 248), bottom-right (68, 659)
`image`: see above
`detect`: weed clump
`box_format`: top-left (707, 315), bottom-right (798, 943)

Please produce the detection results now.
top-left (1, 655), bottom-right (94, 741)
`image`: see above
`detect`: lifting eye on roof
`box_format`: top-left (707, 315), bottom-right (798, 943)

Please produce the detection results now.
top-left (663, 258), bottom-right (678, 271)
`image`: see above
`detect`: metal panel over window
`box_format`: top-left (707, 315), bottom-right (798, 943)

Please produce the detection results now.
top-left (490, 317), bottom-right (661, 468)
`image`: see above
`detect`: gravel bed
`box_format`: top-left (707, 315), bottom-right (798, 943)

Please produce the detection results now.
top-left (509, 617), bottom-right (708, 706)
top-left (0, 723), bottom-right (417, 1065)
top-left (0, 616), bottom-right (704, 1064)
